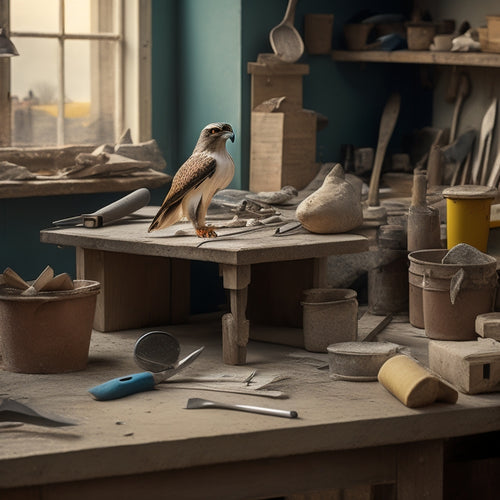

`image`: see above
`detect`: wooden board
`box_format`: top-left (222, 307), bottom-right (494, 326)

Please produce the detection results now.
top-left (2, 319), bottom-right (500, 498)
top-left (76, 248), bottom-right (190, 331)
top-left (250, 111), bottom-right (319, 192)
top-left (331, 49), bottom-right (500, 68)
top-left (247, 61), bottom-right (309, 110)
top-left (40, 208), bottom-right (369, 266)
top-left (0, 172), bottom-right (170, 199)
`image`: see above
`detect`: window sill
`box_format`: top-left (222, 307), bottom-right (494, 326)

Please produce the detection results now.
top-left (0, 171), bottom-right (171, 199)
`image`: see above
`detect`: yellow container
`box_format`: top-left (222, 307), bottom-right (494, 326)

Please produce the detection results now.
top-left (443, 185), bottom-right (497, 252)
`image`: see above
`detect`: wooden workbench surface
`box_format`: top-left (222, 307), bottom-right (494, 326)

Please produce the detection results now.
top-left (2, 316), bottom-right (500, 491)
top-left (40, 207), bottom-right (369, 266)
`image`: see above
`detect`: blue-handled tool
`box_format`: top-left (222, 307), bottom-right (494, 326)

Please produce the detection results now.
top-left (88, 346), bottom-right (204, 401)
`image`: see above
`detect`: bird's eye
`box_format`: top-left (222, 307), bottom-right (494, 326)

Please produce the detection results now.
top-left (209, 128), bottom-right (219, 135)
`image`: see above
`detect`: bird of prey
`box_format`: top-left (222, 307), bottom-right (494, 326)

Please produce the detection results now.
top-left (148, 122), bottom-right (235, 238)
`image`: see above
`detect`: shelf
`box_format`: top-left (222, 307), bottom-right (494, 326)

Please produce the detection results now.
top-left (0, 171), bottom-right (171, 199)
top-left (331, 49), bottom-right (500, 68)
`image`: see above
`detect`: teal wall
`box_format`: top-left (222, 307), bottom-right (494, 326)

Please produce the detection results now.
top-left (1, 0), bottom-right (429, 312)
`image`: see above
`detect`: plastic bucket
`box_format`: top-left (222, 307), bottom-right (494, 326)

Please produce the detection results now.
top-left (0, 280), bottom-right (100, 373)
top-left (443, 185), bottom-right (497, 252)
top-left (409, 250), bottom-right (497, 340)
top-left (301, 288), bottom-right (358, 352)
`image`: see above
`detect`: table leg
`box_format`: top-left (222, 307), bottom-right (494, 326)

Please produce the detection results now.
top-left (397, 439), bottom-right (443, 500)
top-left (220, 264), bottom-right (251, 365)
top-left (313, 256), bottom-right (328, 288)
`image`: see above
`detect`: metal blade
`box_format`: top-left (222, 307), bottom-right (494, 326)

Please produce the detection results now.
top-left (154, 346), bottom-right (205, 383)
top-left (0, 398), bottom-right (77, 427)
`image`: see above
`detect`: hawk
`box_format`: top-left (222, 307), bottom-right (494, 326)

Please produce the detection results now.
top-left (148, 122), bottom-right (235, 238)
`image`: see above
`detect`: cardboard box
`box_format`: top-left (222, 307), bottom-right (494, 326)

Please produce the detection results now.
top-left (249, 110), bottom-right (319, 192)
top-left (429, 338), bottom-right (500, 394)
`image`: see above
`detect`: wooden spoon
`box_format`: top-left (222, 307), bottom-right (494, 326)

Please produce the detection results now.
top-left (367, 93), bottom-right (401, 207)
top-left (269, 0), bottom-right (304, 63)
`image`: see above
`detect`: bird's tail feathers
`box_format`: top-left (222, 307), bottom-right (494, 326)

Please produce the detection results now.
top-left (148, 200), bottom-right (183, 232)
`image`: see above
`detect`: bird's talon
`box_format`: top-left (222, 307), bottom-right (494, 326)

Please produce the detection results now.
top-left (196, 227), bottom-right (218, 238)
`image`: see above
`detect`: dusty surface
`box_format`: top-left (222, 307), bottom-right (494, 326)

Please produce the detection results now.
top-left (2, 315), bottom-right (500, 489)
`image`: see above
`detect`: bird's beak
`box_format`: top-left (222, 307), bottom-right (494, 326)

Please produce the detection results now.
top-left (224, 131), bottom-right (235, 143)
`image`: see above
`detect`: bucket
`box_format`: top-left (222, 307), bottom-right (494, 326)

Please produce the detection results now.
top-left (408, 249), bottom-right (444, 328)
top-left (443, 185), bottom-right (497, 252)
top-left (0, 280), bottom-right (100, 373)
top-left (409, 249), bottom-right (497, 340)
top-left (304, 14), bottom-right (334, 54)
top-left (301, 288), bottom-right (357, 352)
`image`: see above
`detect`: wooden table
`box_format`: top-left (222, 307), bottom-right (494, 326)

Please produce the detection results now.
top-left (1, 318), bottom-right (500, 499)
top-left (40, 207), bottom-right (369, 365)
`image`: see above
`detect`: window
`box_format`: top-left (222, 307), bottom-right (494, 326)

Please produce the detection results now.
top-left (0, 0), bottom-right (153, 191)
top-left (9, 0), bottom-right (123, 147)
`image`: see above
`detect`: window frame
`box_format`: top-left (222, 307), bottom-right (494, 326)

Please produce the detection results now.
top-left (0, 0), bottom-right (159, 198)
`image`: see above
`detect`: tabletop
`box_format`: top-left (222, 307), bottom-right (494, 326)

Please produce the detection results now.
top-left (40, 207), bottom-right (369, 266)
top-left (2, 316), bottom-right (500, 491)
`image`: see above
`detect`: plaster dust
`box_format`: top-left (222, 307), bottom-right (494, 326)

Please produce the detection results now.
top-left (2, 315), bottom-right (500, 491)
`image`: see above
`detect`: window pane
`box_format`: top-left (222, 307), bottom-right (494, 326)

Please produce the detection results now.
top-left (65, 0), bottom-right (117, 34)
top-left (11, 37), bottom-right (59, 146)
top-left (64, 39), bottom-right (116, 145)
top-left (65, 0), bottom-right (91, 33)
top-left (11, 0), bottom-right (59, 33)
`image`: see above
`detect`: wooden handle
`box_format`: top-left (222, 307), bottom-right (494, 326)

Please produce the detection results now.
top-left (282, 0), bottom-right (298, 25)
top-left (367, 93), bottom-right (401, 206)
top-left (411, 171), bottom-right (427, 207)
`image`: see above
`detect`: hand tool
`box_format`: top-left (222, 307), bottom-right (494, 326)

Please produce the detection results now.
top-left (269, 0), bottom-right (304, 63)
top-left (0, 398), bottom-right (77, 427)
top-left (185, 397), bottom-right (298, 418)
top-left (88, 346), bottom-right (204, 401)
top-left (52, 187), bottom-right (150, 227)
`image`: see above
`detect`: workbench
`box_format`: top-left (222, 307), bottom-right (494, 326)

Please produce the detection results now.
top-left (2, 317), bottom-right (500, 499)
top-left (40, 207), bottom-right (369, 365)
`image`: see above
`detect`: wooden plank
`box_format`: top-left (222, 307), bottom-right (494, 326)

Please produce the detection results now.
top-left (250, 111), bottom-right (318, 192)
top-left (76, 248), bottom-right (189, 331)
top-left (0, 448), bottom-right (396, 500)
top-left (41, 213), bottom-right (369, 266)
top-left (247, 61), bottom-right (310, 75)
top-left (397, 440), bottom-right (443, 500)
top-left (0, 172), bottom-right (170, 199)
top-left (331, 49), bottom-right (500, 68)
top-left (248, 62), bottom-right (309, 110)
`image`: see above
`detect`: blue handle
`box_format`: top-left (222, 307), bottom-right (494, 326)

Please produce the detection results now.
top-left (88, 372), bottom-right (156, 401)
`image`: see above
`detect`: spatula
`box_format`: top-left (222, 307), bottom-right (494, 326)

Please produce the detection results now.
top-left (186, 397), bottom-right (298, 419)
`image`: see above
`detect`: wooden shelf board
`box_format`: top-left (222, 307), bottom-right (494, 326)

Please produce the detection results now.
top-left (0, 172), bottom-right (171, 199)
top-left (331, 49), bottom-right (500, 67)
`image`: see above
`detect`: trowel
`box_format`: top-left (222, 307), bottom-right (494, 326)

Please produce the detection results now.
top-left (88, 331), bottom-right (204, 401)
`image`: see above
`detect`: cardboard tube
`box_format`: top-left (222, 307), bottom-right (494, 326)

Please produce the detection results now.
top-left (378, 355), bottom-right (457, 408)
